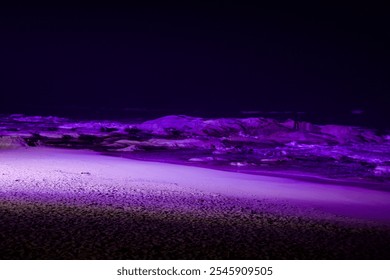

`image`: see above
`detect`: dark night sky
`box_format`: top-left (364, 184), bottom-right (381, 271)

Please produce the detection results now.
top-left (0, 3), bottom-right (389, 127)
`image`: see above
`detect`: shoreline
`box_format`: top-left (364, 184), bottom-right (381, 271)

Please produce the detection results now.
top-left (102, 150), bottom-right (390, 192)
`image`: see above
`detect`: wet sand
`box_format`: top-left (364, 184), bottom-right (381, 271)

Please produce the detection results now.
top-left (107, 150), bottom-right (390, 191)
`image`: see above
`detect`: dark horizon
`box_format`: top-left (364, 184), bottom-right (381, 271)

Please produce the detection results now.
top-left (0, 3), bottom-right (389, 128)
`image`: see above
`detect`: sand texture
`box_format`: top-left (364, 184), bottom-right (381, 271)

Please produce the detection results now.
top-left (1, 148), bottom-right (390, 259)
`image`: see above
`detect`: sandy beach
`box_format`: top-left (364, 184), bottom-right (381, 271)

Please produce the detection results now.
top-left (1, 147), bottom-right (390, 259)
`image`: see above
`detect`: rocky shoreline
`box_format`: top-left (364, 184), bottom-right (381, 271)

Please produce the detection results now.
top-left (1, 114), bottom-right (390, 183)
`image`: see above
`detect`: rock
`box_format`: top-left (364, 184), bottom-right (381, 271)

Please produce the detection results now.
top-left (373, 166), bottom-right (390, 176)
top-left (0, 136), bottom-right (27, 149)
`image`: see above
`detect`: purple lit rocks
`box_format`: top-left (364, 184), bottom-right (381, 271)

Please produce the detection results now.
top-left (1, 114), bottom-right (390, 182)
top-left (374, 165), bottom-right (390, 176)
top-left (0, 136), bottom-right (28, 149)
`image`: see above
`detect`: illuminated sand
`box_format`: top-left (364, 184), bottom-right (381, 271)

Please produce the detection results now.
top-left (1, 147), bottom-right (390, 259)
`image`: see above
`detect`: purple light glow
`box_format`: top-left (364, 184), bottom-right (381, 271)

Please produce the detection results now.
top-left (1, 3), bottom-right (390, 259)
